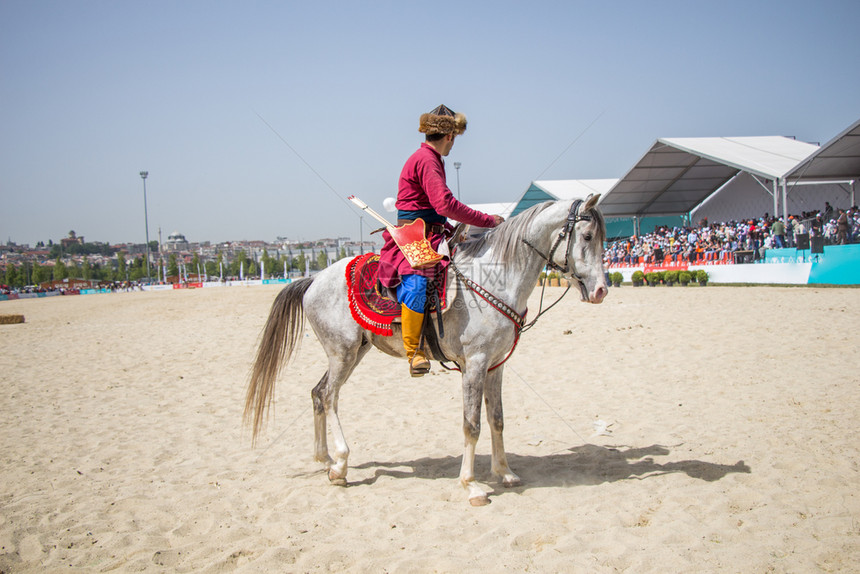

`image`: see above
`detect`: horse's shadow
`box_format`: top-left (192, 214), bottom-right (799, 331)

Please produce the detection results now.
top-left (351, 444), bottom-right (750, 491)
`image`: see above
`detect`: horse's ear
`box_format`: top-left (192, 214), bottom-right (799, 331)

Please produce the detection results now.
top-left (584, 193), bottom-right (600, 211)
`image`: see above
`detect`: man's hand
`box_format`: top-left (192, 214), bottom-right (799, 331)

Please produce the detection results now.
top-left (492, 215), bottom-right (505, 226)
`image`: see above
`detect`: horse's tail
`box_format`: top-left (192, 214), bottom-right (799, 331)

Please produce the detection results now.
top-left (244, 277), bottom-right (315, 445)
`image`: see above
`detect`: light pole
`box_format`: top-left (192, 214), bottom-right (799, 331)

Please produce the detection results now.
top-left (453, 162), bottom-right (462, 200)
top-left (139, 171), bottom-right (151, 281)
top-left (359, 216), bottom-right (364, 255)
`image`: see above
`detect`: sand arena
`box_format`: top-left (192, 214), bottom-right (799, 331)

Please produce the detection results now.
top-left (0, 284), bottom-right (857, 572)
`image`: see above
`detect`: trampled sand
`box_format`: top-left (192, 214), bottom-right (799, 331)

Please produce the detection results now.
top-left (0, 284), bottom-right (857, 572)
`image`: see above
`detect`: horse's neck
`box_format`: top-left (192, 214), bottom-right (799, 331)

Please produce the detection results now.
top-left (468, 202), bottom-right (570, 313)
top-left (504, 253), bottom-right (548, 314)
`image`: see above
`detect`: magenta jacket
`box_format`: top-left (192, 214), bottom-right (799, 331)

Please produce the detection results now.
top-left (378, 143), bottom-right (498, 288)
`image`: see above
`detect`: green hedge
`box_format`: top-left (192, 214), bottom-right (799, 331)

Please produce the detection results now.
top-left (621, 269), bottom-right (709, 287)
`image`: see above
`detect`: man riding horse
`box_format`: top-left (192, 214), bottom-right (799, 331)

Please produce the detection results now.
top-left (377, 105), bottom-right (505, 377)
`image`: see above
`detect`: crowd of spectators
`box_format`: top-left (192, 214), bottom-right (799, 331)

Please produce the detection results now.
top-left (604, 203), bottom-right (860, 267)
top-left (1, 284), bottom-right (48, 295)
top-left (0, 281), bottom-right (146, 296)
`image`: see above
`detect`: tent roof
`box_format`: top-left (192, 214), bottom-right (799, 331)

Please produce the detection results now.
top-left (532, 178), bottom-right (618, 200)
top-left (598, 136), bottom-right (819, 217)
top-left (785, 117), bottom-right (860, 181)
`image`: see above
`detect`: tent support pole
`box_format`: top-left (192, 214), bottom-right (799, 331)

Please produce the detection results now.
top-left (750, 173), bottom-right (779, 217)
top-left (781, 179), bottom-right (788, 222)
top-left (773, 179), bottom-right (779, 217)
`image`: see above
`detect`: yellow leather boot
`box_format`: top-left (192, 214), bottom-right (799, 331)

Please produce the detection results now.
top-left (401, 306), bottom-right (431, 377)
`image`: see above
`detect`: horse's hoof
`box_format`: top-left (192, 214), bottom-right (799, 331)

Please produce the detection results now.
top-left (502, 477), bottom-right (522, 488)
top-left (328, 469), bottom-right (347, 485)
top-left (469, 494), bottom-right (490, 506)
top-left (493, 469), bottom-right (522, 488)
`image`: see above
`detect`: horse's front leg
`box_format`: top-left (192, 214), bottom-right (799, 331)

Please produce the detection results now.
top-left (484, 366), bottom-right (521, 488)
top-left (459, 360), bottom-right (490, 506)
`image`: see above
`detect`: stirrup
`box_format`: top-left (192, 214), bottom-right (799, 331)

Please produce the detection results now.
top-left (409, 355), bottom-right (431, 377)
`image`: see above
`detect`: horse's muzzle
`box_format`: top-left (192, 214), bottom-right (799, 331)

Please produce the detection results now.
top-left (589, 284), bottom-right (608, 304)
top-left (580, 283), bottom-right (607, 304)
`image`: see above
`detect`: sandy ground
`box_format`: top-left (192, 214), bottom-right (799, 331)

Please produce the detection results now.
top-left (0, 283), bottom-right (858, 573)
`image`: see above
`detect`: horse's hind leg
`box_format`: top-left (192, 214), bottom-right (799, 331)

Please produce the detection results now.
top-left (310, 335), bottom-right (371, 485)
top-left (484, 366), bottom-right (521, 488)
top-left (304, 264), bottom-right (369, 485)
top-left (312, 373), bottom-right (334, 468)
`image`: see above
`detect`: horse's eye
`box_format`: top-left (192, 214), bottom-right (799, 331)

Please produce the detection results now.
top-left (583, 233), bottom-right (593, 242)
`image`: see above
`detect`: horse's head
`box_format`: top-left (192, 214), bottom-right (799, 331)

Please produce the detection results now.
top-left (552, 194), bottom-right (608, 304)
top-left (456, 195), bottom-right (608, 305)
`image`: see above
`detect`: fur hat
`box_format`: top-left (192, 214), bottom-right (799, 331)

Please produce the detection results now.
top-left (419, 104), bottom-right (467, 135)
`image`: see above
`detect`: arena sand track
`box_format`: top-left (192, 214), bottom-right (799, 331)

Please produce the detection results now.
top-left (0, 284), bottom-right (857, 572)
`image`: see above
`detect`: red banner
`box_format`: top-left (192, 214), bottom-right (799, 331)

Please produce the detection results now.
top-left (172, 282), bottom-right (203, 289)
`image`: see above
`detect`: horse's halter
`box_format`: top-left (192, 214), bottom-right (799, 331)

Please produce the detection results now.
top-left (523, 199), bottom-right (593, 301)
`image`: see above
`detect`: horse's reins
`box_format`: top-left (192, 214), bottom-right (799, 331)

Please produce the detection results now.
top-left (440, 200), bottom-right (593, 372)
top-left (522, 199), bottom-right (592, 303)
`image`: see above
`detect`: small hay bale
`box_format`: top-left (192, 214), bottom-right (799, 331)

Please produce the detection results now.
top-left (0, 314), bottom-right (25, 325)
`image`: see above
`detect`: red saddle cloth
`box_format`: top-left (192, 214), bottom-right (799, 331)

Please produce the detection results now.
top-left (345, 253), bottom-right (446, 337)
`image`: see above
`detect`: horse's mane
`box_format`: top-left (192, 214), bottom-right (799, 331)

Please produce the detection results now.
top-left (585, 204), bottom-right (606, 242)
top-left (454, 202), bottom-right (554, 265)
top-left (454, 200), bottom-right (605, 265)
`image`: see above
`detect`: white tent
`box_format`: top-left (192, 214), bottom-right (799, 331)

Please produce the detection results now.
top-left (786, 117), bottom-right (860, 182)
top-left (503, 119), bottom-right (860, 235)
top-left (597, 136), bottom-right (820, 226)
top-left (783, 117), bottom-right (860, 209)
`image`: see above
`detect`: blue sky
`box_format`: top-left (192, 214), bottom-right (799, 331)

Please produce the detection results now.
top-left (1, 1), bottom-right (858, 246)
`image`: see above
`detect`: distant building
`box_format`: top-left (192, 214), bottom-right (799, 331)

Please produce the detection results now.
top-left (60, 231), bottom-right (84, 249)
top-left (166, 231), bottom-right (189, 251)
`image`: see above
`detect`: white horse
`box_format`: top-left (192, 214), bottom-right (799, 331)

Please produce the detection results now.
top-left (244, 195), bottom-right (608, 505)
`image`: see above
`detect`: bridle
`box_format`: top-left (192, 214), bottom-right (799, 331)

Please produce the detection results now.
top-left (522, 199), bottom-right (593, 302)
top-left (442, 200), bottom-right (597, 371)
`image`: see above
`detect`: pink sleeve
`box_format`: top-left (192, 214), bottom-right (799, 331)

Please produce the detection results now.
top-left (417, 159), bottom-right (497, 228)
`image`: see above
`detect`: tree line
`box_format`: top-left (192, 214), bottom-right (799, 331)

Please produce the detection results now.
top-left (2, 246), bottom-right (354, 289)
top-left (2, 252), bottom-right (140, 288)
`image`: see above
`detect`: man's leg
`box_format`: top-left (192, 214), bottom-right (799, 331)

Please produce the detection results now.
top-left (397, 275), bottom-right (430, 377)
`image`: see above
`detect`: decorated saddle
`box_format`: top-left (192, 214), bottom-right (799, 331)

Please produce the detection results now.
top-left (345, 253), bottom-right (447, 336)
